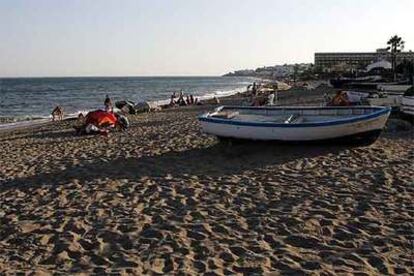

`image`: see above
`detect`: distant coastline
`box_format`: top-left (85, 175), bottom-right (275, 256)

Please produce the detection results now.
top-left (223, 63), bottom-right (313, 79)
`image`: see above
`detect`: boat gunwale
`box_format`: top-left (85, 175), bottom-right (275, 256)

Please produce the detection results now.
top-left (198, 105), bottom-right (391, 128)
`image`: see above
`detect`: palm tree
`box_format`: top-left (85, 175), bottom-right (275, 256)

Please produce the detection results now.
top-left (387, 35), bottom-right (405, 81)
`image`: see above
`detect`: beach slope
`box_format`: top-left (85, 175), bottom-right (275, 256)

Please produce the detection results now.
top-left (0, 98), bottom-right (413, 274)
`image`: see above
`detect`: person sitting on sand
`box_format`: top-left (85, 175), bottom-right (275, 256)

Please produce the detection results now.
top-left (328, 91), bottom-right (350, 106)
top-left (51, 105), bottom-right (64, 121)
top-left (251, 96), bottom-right (267, 106)
top-left (177, 93), bottom-right (187, 106)
top-left (104, 95), bottom-right (113, 112)
top-left (75, 110), bottom-right (129, 135)
top-left (195, 97), bottom-right (202, 105)
top-left (169, 95), bottom-right (177, 107)
top-left (77, 113), bottom-right (85, 123)
top-left (170, 91), bottom-right (178, 103)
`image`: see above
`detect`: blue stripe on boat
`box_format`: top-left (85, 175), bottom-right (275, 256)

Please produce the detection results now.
top-left (198, 106), bottom-right (391, 128)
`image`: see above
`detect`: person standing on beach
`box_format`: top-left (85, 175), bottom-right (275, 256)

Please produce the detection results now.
top-left (104, 95), bottom-right (113, 113)
top-left (252, 82), bottom-right (257, 96)
top-left (267, 93), bottom-right (275, 106)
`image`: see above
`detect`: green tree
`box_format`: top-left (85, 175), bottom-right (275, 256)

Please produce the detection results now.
top-left (387, 35), bottom-right (405, 81)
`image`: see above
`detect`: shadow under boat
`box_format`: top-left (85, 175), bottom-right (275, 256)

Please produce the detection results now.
top-left (216, 129), bottom-right (382, 147)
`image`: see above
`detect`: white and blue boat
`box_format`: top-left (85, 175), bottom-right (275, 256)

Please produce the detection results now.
top-left (198, 106), bottom-right (391, 144)
top-left (401, 87), bottom-right (414, 119)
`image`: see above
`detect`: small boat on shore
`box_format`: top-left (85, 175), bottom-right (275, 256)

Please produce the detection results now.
top-left (199, 106), bottom-right (391, 144)
top-left (345, 91), bottom-right (402, 111)
top-left (401, 87), bottom-right (414, 120)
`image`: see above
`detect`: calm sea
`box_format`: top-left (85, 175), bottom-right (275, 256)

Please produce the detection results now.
top-left (0, 76), bottom-right (253, 124)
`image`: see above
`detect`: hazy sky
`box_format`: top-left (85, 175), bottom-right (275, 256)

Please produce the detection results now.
top-left (1, 0), bottom-right (413, 77)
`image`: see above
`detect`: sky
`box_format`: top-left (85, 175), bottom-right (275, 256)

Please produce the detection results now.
top-left (0, 0), bottom-right (413, 77)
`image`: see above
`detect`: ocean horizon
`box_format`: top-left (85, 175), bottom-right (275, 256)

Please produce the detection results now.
top-left (0, 75), bottom-right (227, 79)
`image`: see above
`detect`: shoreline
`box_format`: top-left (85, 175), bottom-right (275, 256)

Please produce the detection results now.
top-left (0, 85), bottom-right (250, 132)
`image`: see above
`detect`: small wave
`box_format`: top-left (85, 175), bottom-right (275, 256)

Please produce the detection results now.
top-left (0, 118), bottom-right (51, 131)
top-left (0, 110), bottom-right (91, 131)
top-left (64, 109), bottom-right (93, 118)
top-left (0, 115), bottom-right (49, 124)
top-left (150, 86), bottom-right (246, 106)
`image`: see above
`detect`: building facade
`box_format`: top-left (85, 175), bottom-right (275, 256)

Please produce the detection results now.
top-left (315, 49), bottom-right (414, 71)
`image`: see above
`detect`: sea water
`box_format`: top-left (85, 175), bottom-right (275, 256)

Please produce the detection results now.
top-left (0, 76), bottom-right (254, 125)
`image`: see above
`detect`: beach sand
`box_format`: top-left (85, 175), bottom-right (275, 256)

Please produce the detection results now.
top-left (0, 89), bottom-right (413, 274)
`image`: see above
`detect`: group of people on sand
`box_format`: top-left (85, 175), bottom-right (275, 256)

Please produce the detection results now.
top-left (248, 82), bottom-right (278, 107)
top-left (51, 87), bottom-right (230, 135)
top-left (326, 91), bottom-right (353, 106)
top-left (250, 91), bottom-right (278, 106)
top-left (52, 95), bottom-right (129, 136)
top-left (249, 82), bottom-right (259, 96)
top-left (75, 95), bottom-right (129, 135)
top-left (169, 90), bottom-right (201, 107)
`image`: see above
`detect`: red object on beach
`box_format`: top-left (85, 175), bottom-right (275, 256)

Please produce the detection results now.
top-left (85, 110), bottom-right (117, 127)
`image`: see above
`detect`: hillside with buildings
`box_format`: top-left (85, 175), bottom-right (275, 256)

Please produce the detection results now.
top-left (225, 36), bottom-right (414, 82)
top-left (223, 63), bottom-right (313, 79)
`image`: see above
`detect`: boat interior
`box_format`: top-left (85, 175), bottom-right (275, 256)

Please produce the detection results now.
top-left (210, 106), bottom-right (381, 124)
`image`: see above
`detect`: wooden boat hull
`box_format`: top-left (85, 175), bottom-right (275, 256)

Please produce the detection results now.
top-left (199, 106), bottom-right (391, 143)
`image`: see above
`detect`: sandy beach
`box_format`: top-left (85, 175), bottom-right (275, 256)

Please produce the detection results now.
top-left (0, 89), bottom-right (413, 274)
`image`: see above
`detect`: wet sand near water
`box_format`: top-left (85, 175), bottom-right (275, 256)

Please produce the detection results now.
top-left (0, 90), bottom-right (413, 274)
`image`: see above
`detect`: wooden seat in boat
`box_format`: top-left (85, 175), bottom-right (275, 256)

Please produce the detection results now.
top-left (284, 114), bottom-right (304, 124)
top-left (212, 111), bottom-right (239, 119)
